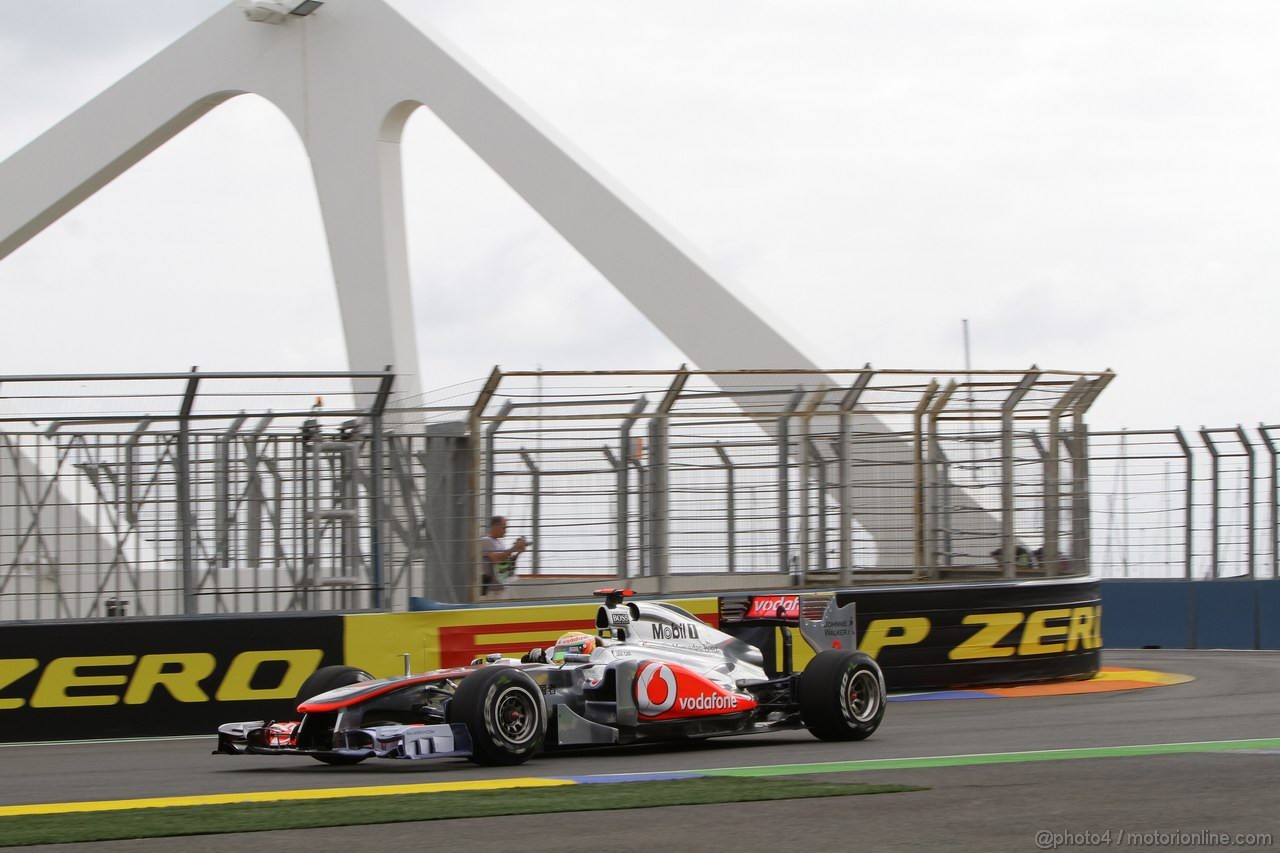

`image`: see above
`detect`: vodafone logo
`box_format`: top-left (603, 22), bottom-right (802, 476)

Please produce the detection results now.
top-left (678, 693), bottom-right (738, 711)
top-left (747, 595), bottom-right (800, 620)
top-left (636, 662), bottom-right (677, 716)
top-left (635, 661), bottom-right (756, 719)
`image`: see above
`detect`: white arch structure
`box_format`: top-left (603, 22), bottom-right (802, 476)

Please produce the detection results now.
top-left (0, 0), bottom-right (820, 400)
top-left (0, 0), bottom-right (1019, 569)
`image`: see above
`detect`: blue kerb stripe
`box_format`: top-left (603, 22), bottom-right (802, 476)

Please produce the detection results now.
top-left (890, 691), bottom-right (997, 702)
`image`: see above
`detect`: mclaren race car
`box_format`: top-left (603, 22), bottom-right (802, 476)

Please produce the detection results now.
top-left (215, 590), bottom-right (886, 766)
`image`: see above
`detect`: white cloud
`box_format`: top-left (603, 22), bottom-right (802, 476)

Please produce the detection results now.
top-left (1, 0), bottom-right (1278, 431)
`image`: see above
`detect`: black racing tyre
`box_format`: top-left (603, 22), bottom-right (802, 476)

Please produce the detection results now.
top-left (294, 665), bottom-right (375, 766)
top-left (294, 665), bottom-right (375, 712)
top-left (311, 752), bottom-right (367, 766)
top-left (798, 650), bottom-right (885, 741)
top-left (446, 667), bottom-right (546, 766)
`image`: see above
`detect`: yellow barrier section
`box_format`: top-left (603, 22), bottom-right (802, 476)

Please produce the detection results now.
top-left (783, 634), bottom-right (817, 673)
top-left (344, 598), bottom-right (720, 678)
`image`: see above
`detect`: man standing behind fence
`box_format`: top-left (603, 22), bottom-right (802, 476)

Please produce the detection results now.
top-left (480, 515), bottom-right (528, 597)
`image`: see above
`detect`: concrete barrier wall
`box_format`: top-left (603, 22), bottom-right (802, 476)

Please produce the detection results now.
top-left (1100, 579), bottom-right (1280, 650)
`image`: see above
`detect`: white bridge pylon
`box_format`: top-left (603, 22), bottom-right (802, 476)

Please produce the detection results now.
top-left (0, 0), bottom-right (822, 399)
top-left (0, 0), bottom-right (1001, 568)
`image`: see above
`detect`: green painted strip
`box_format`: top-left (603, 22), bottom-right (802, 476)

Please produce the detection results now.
top-left (0, 779), bottom-right (922, 846)
top-left (697, 737), bottom-right (1280, 777)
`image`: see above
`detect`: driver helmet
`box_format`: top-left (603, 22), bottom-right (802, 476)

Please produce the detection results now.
top-left (550, 631), bottom-right (597, 662)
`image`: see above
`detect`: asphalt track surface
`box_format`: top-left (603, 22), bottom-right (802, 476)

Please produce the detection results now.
top-left (8, 650), bottom-right (1280, 851)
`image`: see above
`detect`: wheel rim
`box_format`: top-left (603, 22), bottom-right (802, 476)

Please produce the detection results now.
top-left (841, 668), bottom-right (882, 724)
top-left (490, 684), bottom-right (539, 745)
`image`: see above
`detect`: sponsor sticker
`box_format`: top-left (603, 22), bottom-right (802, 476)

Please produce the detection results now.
top-left (636, 662), bottom-right (677, 716)
top-left (746, 595), bottom-right (800, 620)
top-left (645, 622), bottom-right (701, 641)
top-left (634, 661), bottom-right (757, 720)
top-left (265, 721), bottom-right (298, 747)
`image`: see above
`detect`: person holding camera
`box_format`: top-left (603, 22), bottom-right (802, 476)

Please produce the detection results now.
top-left (480, 515), bottom-right (528, 596)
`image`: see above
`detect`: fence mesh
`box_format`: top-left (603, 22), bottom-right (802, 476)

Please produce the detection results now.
top-left (10, 367), bottom-right (1270, 622)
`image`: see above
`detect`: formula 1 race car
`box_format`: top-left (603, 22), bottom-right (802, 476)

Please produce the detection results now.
top-left (214, 590), bottom-right (885, 766)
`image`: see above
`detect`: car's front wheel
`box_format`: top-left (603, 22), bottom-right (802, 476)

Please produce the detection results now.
top-left (294, 665), bottom-right (375, 765)
top-left (447, 667), bottom-right (547, 766)
top-left (294, 665), bottom-right (375, 712)
top-left (798, 650), bottom-right (885, 741)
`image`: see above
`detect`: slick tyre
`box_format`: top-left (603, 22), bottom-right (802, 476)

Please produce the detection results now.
top-left (294, 665), bottom-right (375, 766)
top-left (799, 650), bottom-right (885, 741)
top-left (448, 667), bottom-right (547, 766)
top-left (294, 665), bottom-right (375, 711)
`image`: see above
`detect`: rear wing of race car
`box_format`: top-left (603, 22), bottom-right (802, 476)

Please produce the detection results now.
top-left (797, 595), bottom-right (856, 653)
top-left (719, 593), bottom-right (857, 653)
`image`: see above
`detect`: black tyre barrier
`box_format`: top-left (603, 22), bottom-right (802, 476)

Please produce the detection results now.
top-left (723, 576), bottom-right (1102, 691)
top-left (0, 577), bottom-right (1099, 742)
top-left (0, 613), bottom-right (344, 741)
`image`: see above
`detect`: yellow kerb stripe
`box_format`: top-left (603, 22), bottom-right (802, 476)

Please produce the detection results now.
top-left (1093, 668), bottom-right (1195, 685)
top-left (0, 778), bottom-right (575, 817)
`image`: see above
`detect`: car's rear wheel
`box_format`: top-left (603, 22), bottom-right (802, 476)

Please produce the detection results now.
top-left (447, 667), bottom-right (546, 766)
top-left (799, 650), bottom-right (885, 741)
top-left (294, 665), bottom-right (375, 765)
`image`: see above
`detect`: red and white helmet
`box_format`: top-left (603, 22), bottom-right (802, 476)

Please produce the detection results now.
top-left (550, 631), bottom-right (597, 662)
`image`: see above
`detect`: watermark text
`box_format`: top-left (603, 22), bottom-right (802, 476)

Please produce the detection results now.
top-left (1035, 829), bottom-right (1273, 849)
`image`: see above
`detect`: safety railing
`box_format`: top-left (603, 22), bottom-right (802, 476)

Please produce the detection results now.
top-left (1089, 425), bottom-right (1280, 579)
top-left (1, 366), bottom-right (1122, 619)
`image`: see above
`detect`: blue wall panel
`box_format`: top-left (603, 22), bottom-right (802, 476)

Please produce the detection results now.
top-left (1102, 579), bottom-right (1280, 650)
top-left (1258, 582), bottom-right (1280, 650)
top-left (1193, 581), bottom-right (1259, 649)
top-left (1100, 580), bottom-right (1193, 649)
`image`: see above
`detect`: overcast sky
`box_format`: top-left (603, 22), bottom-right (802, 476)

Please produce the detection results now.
top-left (1, 0), bottom-right (1278, 431)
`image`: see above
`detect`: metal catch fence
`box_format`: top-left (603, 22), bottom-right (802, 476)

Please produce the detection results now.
top-left (470, 367), bottom-right (1109, 593)
top-left (1, 367), bottom-right (1119, 620)
top-left (1089, 426), bottom-right (1280, 579)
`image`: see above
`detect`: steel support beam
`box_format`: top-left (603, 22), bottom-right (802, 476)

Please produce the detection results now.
top-left (998, 368), bottom-right (1040, 577)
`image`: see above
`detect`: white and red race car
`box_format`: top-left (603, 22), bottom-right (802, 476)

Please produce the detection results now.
top-left (215, 590), bottom-right (885, 766)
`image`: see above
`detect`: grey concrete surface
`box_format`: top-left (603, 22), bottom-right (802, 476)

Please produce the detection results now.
top-left (42, 753), bottom-right (1280, 852)
top-left (13, 650), bottom-right (1280, 851)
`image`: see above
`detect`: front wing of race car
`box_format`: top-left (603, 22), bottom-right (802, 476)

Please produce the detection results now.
top-left (215, 720), bottom-right (475, 761)
top-left (215, 704), bottom-right (773, 765)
